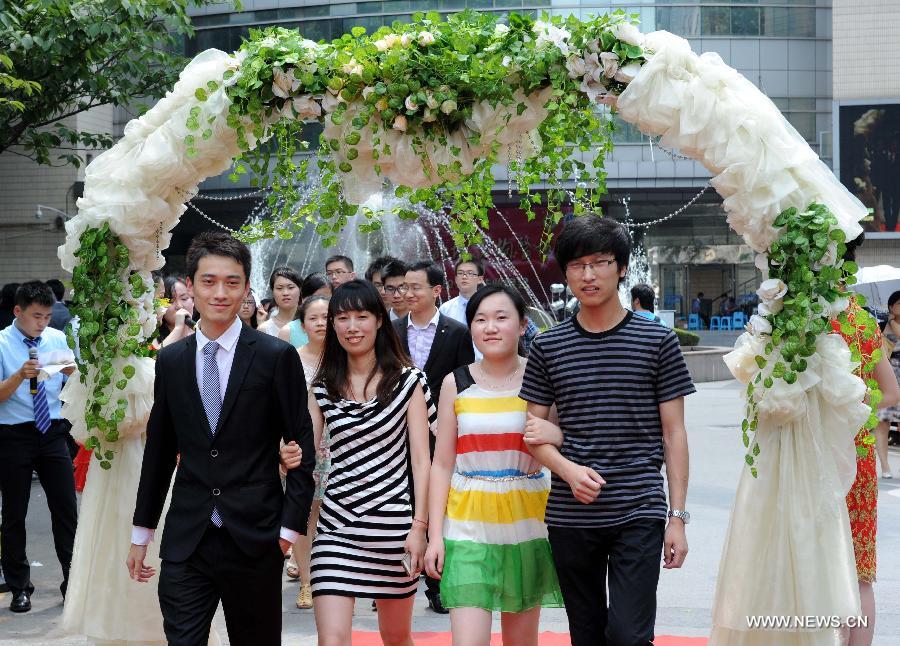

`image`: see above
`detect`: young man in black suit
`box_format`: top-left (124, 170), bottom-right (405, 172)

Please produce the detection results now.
top-left (127, 232), bottom-right (316, 646)
top-left (392, 260), bottom-right (474, 613)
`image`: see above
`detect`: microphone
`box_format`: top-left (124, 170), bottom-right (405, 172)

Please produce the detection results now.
top-left (184, 317), bottom-right (196, 330)
top-left (28, 346), bottom-right (38, 395)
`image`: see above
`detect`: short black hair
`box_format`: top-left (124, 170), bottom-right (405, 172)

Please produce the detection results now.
top-left (15, 281), bottom-right (55, 309)
top-left (300, 272), bottom-right (331, 299)
top-left (630, 284), bottom-right (655, 312)
top-left (888, 290), bottom-right (900, 309)
top-left (325, 254), bottom-right (354, 272)
top-left (843, 232), bottom-right (865, 263)
top-left (365, 255), bottom-right (400, 281)
top-left (46, 278), bottom-right (65, 302)
top-left (268, 266), bottom-right (303, 292)
top-left (0, 283), bottom-right (20, 308)
top-left (407, 260), bottom-right (444, 287)
top-left (465, 283), bottom-right (526, 327)
top-left (381, 259), bottom-right (409, 281)
top-left (455, 257), bottom-right (485, 276)
top-left (697, 292), bottom-right (704, 298)
top-left (555, 215), bottom-right (631, 275)
top-left (163, 275), bottom-right (187, 300)
top-left (186, 231), bottom-right (251, 284)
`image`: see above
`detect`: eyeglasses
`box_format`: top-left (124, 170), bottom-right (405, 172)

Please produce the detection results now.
top-left (325, 269), bottom-right (349, 278)
top-left (384, 284), bottom-right (409, 295)
top-left (456, 270), bottom-right (481, 278)
top-left (373, 281), bottom-right (385, 292)
top-left (565, 258), bottom-right (617, 276)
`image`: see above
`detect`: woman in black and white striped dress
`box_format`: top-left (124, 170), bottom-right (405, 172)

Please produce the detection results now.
top-left (307, 280), bottom-right (434, 646)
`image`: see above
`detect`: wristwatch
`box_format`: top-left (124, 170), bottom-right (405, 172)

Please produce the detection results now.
top-left (668, 509), bottom-right (690, 524)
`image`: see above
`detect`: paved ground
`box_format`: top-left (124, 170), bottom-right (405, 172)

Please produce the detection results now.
top-left (2, 379), bottom-right (899, 644)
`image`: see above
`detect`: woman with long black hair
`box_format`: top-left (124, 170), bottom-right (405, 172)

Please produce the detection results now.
top-left (306, 280), bottom-right (434, 646)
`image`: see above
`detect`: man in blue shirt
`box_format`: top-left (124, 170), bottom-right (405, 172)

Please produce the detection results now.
top-left (631, 283), bottom-right (664, 325)
top-left (0, 281), bottom-right (77, 613)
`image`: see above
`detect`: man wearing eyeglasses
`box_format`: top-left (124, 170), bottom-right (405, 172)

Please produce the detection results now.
top-left (439, 258), bottom-right (486, 326)
top-left (520, 216), bottom-right (694, 646)
top-left (324, 255), bottom-right (356, 289)
top-left (381, 260), bottom-right (410, 321)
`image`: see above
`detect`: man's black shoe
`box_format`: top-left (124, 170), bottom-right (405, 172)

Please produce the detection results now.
top-left (10, 592), bottom-right (31, 613)
top-left (425, 590), bottom-right (449, 614)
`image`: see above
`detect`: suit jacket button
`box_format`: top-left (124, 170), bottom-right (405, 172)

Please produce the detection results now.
top-left (212, 488), bottom-right (220, 496)
top-left (210, 449), bottom-right (218, 458)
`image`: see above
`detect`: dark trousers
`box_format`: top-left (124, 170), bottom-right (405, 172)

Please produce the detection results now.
top-left (159, 524), bottom-right (283, 646)
top-left (548, 520), bottom-right (665, 646)
top-left (0, 420), bottom-right (77, 596)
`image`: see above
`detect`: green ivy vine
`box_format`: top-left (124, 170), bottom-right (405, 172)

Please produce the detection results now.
top-left (67, 223), bottom-right (152, 468)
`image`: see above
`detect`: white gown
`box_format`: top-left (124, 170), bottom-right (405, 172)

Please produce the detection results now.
top-left (710, 334), bottom-right (870, 645)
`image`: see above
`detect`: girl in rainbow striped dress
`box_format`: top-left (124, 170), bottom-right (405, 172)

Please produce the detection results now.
top-left (425, 284), bottom-right (563, 645)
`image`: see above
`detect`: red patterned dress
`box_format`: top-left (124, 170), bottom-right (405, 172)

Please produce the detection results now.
top-left (832, 297), bottom-right (882, 583)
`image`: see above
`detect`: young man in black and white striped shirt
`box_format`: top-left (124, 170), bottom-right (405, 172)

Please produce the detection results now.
top-left (520, 215), bottom-right (695, 646)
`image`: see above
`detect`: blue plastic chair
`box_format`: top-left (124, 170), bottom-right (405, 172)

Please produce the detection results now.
top-left (719, 317), bottom-right (733, 331)
top-left (710, 316), bottom-right (721, 330)
top-left (732, 311), bottom-right (746, 329)
top-left (688, 313), bottom-right (701, 330)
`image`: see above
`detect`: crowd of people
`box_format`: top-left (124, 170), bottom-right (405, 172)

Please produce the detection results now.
top-left (0, 214), bottom-right (897, 646)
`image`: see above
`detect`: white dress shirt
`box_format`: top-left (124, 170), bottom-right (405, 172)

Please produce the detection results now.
top-left (406, 308), bottom-right (440, 370)
top-left (132, 317), bottom-right (299, 545)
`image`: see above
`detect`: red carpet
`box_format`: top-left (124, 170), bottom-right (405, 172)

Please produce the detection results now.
top-left (352, 632), bottom-right (707, 644)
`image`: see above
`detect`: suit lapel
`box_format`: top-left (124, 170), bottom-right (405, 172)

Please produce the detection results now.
top-left (424, 315), bottom-right (450, 375)
top-left (213, 329), bottom-right (256, 438)
top-left (397, 315), bottom-right (410, 352)
top-left (182, 335), bottom-right (213, 438)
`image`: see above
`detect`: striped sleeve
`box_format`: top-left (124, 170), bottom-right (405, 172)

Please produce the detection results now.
top-left (519, 337), bottom-right (555, 406)
top-left (411, 367), bottom-right (438, 434)
top-left (655, 330), bottom-right (696, 402)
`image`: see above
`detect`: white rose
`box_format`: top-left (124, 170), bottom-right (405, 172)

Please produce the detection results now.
top-left (374, 38), bottom-right (389, 52)
top-left (362, 86), bottom-right (375, 100)
top-left (502, 55), bottom-right (512, 68)
top-left (613, 61), bottom-right (642, 84)
top-left (425, 92), bottom-right (439, 109)
top-left (272, 67), bottom-right (299, 99)
top-left (818, 295), bottom-right (850, 318)
top-left (723, 334), bottom-right (764, 385)
top-left (286, 96), bottom-right (322, 120)
top-left (599, 52), bottom-right (620, 79)
top-left (400, 33), bottom-right (413, 47)
top-left (747, 314), bottom-right (772, 337)
top-left (756, 278), bottom-right (788, 303)
top-left (612, 22), bottom-right (644, 47)
top-left (440, 99), bottom-right (457, 115)
top-left (579, 77), bottom-right (607, 103)
top-left (814, 241), bottom-right (839, 269)
top-left (384, 33), bottom-right (401, 48)
top-left (494, 23), bottom-right (509, 37)
top-left (405, 95), bottom-right (418, 111)
top-left (392, 114), bottom-right (407, 132)
top-left (567, 56), bottom-right (586, 79)
top-left (758, 301), bottom-right (782, 317)
top-left (584, 52), bottom-right (603, 82)
top-left (418, 31), bottom-right (435, 46)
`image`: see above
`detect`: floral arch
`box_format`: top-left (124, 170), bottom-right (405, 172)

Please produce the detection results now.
top-left (58, 9), bottom-right (876, 481)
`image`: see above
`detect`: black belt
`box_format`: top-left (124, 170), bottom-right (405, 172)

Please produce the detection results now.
top-left (0, 420), bottom-right (65, 430)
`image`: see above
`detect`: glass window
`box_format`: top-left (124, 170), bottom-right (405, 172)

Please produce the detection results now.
top-left (357, 2), bottom-right (382, 13)
top-left (657, 7), bottom-right (700, 37)
top-left (731, 7), bottom-right (760, 36)
top-left (441, 0), bottom-right (467, 9)
top-left (789, 7), bottom-right (815, 38)
top-left (344, 16), bottom-right (384, 34)
top-left (383, 0), bottom-right (410, 11)
top-left (494, 0), bottom-right (523, 7)
top-left (299, 19), bottom-right (332, 42)
top-left (331, 4), bottom-right (358, 17)
top-left (701, 6), bottom-right (730, 36)
top-left (786, 112), bottom-right (815, 142)
top-left (761, 7), bottom-right (789, 37)
top-left (468, 0), bottom-right (493, 8)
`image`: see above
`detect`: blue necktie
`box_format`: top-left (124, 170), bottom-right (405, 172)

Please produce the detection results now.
top-left (201, 341), bottom-right (223, 527)
top-left (23, 338), bottom-right (51, 433)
